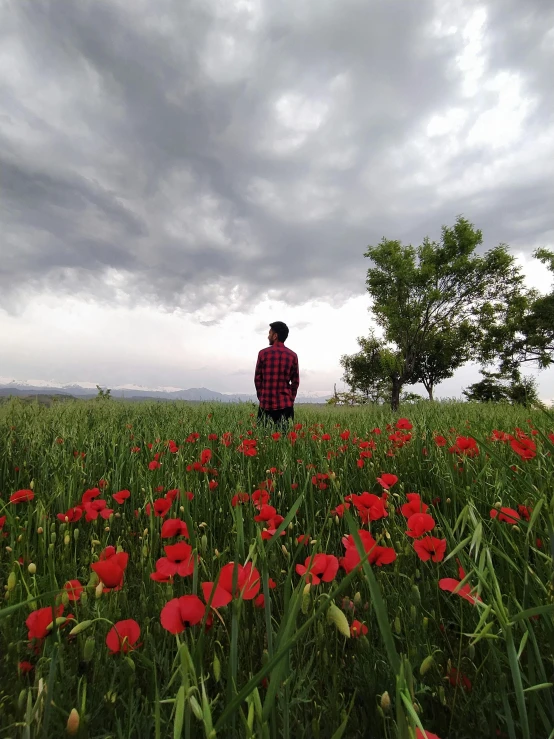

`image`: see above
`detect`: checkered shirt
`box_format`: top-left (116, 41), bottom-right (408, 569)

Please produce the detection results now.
top-left (254, 341), bottom-right (300, 410)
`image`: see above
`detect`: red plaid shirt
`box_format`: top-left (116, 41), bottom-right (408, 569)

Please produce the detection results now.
top-left (254, 341), bottom-right (300, 410)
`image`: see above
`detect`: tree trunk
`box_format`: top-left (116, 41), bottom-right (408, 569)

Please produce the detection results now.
top-left (427, 385), bottom-right (434, 401)
top-left (390, 377), bottom-right (402, 411)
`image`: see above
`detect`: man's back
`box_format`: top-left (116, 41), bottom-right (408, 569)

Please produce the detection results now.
top-left (255, 341), bottom-right (299, 410)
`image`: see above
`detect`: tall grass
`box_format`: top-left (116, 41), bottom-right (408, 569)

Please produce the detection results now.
top-left (0, 398), bottom-right (552, 738)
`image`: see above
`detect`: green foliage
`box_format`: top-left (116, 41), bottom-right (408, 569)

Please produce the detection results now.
top-left (96, 385), bottom-right (112, 401)
top-left (0, 398), bottom-right (553, 739)
top-left (363, 216), bottom-right (526, 410)
top-left (479, 248), bottom-right (554, 375)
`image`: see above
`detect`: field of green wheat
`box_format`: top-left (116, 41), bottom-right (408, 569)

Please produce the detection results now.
top-left (0, 398), bottom-right (553, 739)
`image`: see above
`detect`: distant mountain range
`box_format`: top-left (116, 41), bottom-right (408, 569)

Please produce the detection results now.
top-left (0, 378), bottom-right (331, 404)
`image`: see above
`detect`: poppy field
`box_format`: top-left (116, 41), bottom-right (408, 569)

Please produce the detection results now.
top-left (1, 398), bottom-right (553, 739)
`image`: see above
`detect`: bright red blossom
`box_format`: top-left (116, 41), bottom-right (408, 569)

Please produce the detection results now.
top-left (63, 580), bottom-right (84, 601)
top-left (10, 489), bottom-right (34, 504)
top-left (413, 537), bottom-right (447, 562)
top-left (376, 473), bottom-right (398, 490)
top-left (295, 553), bottom-right (339, 584)
top-left (160, 595), bottom-right (206, 634)
top-left (106, 619), bottom-right (141, 654)
top-left (406, 512), bottom-right (436, 538)
top-left (490, 507), bottom-right (520, 524)
top-left (400, 493), bottom-right (428, 517)
top-left (350, 620), bottom-right (368, 638)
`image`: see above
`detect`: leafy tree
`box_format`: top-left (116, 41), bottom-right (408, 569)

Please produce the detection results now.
top-left (364, 216), bottom-right (525, 410)
top-left (479, 248), bottom-right (554, 376)
top-left (462, 371), bottom-right (540, 407)
top-left (340, 333), bottom-right (394, 404)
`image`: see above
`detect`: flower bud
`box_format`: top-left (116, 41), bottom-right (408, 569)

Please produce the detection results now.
top-left (64, 534), bottom-right (71, 546)
top-left (419, 655), bottom-right (435, 676)
top-left (7, 571), bottom-right (17, 592)
top-left (28, 563), bottom-right (36, 575)
top-left (61, 591), bottom-right (70, 607)
top-left (66, 708), bottom-right (80, 735)
top-left (380, 691), bottom-right (391, 712)
top-left (73, 529), bottom-right (80, 541)
top-left (213, 654), bottom-right (221, 682)
top-left (29, 480), bottom-right (35, 490)
top-left (51, 532), bottom-right (57, 544)
top-left (95, 581), bottom-right (103, 599)
top-left (37, 527), bottom-right (43, 534)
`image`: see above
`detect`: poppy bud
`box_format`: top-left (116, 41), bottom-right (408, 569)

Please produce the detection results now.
top-left (412, 585), bottom-right (421, 606)
top-left (70, 620), bottom-right (94, 637)
top-left (422, 617), bottom-right (428, 631)
top-left (51, 522), bottom-right (56, 532)
top-left (91, 540), bottom-right (101, 547)
top-left (73, 529), bottom-right (80, 541)
top-left (64, 534), bottom-right (71, 546)
top-left (5, 546), bottom-right (13, 553)
top-left (335, 516), bottom-right (339, 525)
top-left (30, 480), bottom-right (34, 490)
top-left (281, 545), bottom-right (289, 558)
top-left (394, 616), bottom-right (401, 634)
top-left (83, 636), bottom-right (95, 662)
top-left (61, 591), bottom-right (70, 607)
top-left (28, 563), bottom-right (36, 575)
top-left (327, 603), bottom-right (350, 638)
top-left (214, 549), bottom-right (220, 558)
top-left (189, 695), bottom-right (203, 721)
top-left (142, 546), bottom-right (148, 558)
top-left (380, 691), bottom-right (391, 712)
top-left (468, 643), bottom-right (475, 660)
top-left (37, 527), bottom-right (43, 534)
top-left (104, 526), bottom-right (110, 532)
top-left (51, 532), bottom-right (57, 544)
top-left (213, 654), bottom-right (221, 682)
top-left (353, 592), bottom-right (362, 607)
top-left (66, 708), bottom-right (80, 735)
top-left (7, 571), bottom-right (17, 592)
top-left (95, 581), bottom-right (103, 599)
top-left (288, 522), bottom-right (294, 531)
top-left (201, 535), bottom-right (208, 553)
top-left (80, 591), bottom-right (88, 606)
top-left (4, 591), bottom-right (9, 601)
top-left (17, 534), bottom-right (24, 543)
top-left (446, 498), bottom-right (451, 504)
top-left (124, 656), bottom-right (135, 673)
top-left (420, 655), bottom-right (435, 676)
top-left (302, 583), bottom-right (311, 615)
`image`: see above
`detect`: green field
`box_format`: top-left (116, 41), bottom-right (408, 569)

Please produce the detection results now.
top-left (0, 398), bottom-right (553, 739)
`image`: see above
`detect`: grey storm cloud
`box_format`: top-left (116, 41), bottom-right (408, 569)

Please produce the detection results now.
top-left (1, 0), bottom-right (553, 317)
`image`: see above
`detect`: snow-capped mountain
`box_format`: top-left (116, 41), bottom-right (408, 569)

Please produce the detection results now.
top-left (0, 377), bottom-right (330, 403)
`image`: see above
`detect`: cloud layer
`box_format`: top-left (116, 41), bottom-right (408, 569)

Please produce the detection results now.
top-left (2, 0), bottom-right (553, 321)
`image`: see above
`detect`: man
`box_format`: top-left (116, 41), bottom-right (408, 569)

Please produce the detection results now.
top-left (254, 321), bottom-right (300, 426)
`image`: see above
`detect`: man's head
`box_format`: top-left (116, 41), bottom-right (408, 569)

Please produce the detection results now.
top-left (268, 321), bottom-right (289, 345)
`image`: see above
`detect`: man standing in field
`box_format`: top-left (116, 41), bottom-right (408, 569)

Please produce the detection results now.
top-left (255, 321), bottom-right (300, 426)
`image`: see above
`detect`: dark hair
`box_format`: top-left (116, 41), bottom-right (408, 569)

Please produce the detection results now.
top-left (270, 321), bottom-right (289, 342)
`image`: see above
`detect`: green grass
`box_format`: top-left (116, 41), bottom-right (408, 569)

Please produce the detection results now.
top-left (0, 398), bottom-right (553, 739)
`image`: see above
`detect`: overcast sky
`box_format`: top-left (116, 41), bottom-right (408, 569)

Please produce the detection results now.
top-left (1, 0), bottom-right (553, 400)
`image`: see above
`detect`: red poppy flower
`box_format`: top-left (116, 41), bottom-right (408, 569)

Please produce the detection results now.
top-left (450, 436), bottom-right (479, 457)
top-left (18, 661), bottom-right (34, 675)
top-left (252, 489), bottom-right (270, 509)
top-left (112, 489), bottom-right (131, 504)
top-left (517, 505), bottom-right (531, 521)
top-left (296, 534), bottom-right (310, 545)
top-left (254, 505), bottom-right (278, 522)
top-left (330, 502), bottom-right (350, 518)
top-left (10, 489), bottom-right (34, 504)
top-left (340, 530), bottom-right (396, 572)
top-left (63, 580), bottom-right (84, 601)
top-left (416, 730), bottom-right (441, 739)
top-left (350, 620), bottom-right (368, 638)
top-left (413, 537), bottom-right (447, 562)
top-left (448, 666), bottom-right (472, 691)
top-left (376, 473), bottom-right (398, 490)
top-left (439, 562), bottom-right (482, 605)
top-left (152, 542), bottom-right (197, 579)
top-left (510, 436), bottom-right (536, 460)
top-left (400, 493), bottom-right (428, 517)
top-left (296, 553), bottom-right (339, 584)
top-left (91, 551), bottom-right (128, 591)
top-left (150, 497), bottom-right (171, 517)
top-left (57, 506), bottom-right (83, 523)
top-left (200, 449), bottom-right (212, 465)
top-left (84, 499), bottom-right (113, 521)
top-left (105, 619), bottom-right (141, 654)
top-left (160, 595), bottom-right (206, 634)
top-left (349, 492), bottom-right (388, 523)
top-left (434, 435), bottom-right (447, 447)
top-left (490, 507), bottom-right (520, 524)
top-left (148, 460), bottom-right (161, 470)
top-left (340, 429), bottom-right (351, 440)
top-left (206, 562), bottom-right (261, 601)
top-left (231, 492), bottom-right (250, 507)
top-left (406, 512), bottom-right (436, 538)
top-left (0, 515), bottom-right (6, 530)
top-left (254, 593), bottom-right (265, 608)
top-left (395, 418), bottom-right (413, 430)
top-left (26, 604), bottom-right (64, 641)
top-left (161, 518), bottom-right (189, 538)
top-left (81, 488), bottom-right (101, 504)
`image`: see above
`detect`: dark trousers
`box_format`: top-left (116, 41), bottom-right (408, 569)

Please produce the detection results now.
top-left (257, 406), bottom-right (294, 427)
